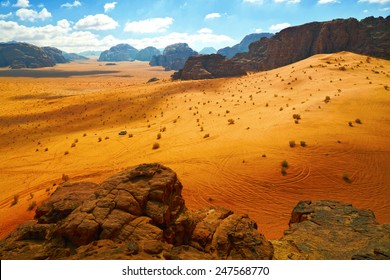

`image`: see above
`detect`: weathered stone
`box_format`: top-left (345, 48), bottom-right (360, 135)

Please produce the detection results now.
top-left (150, 43), bottom-right (198, 71)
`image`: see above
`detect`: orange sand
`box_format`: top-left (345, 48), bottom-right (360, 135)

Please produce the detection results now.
top-left (0, 53), bottom-right (389, 240)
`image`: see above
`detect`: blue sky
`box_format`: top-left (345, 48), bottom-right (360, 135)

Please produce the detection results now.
top-left (0, 0), bottom-right (389, 52)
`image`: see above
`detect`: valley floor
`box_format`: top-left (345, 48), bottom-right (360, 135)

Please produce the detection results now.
top-left (0, 53), bottom-right (389, 240)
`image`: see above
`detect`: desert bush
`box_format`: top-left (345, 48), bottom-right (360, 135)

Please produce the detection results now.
top-left (64, 151), bottom-right (69, 155)
top-left (342, 173), bottom-right (351, 183)
top-left (157, 133), bottom-right (161, 140)
top-left (348, 121), bottom-right (353, 127)
top-left (62, 174), bottom-right (69, 181)
top-left (289, 140), bottom-right (296, 148)
top-left (10, 194), bottom-right (19, 206)
top-left (152, 143), bottom-right (160, 150)
top-left (27, 201), bottom-right (37, 211)
top-left (98, 137), bottom-right (102, 142)
top-left (128, 133), bottom-right (133, 138)
top-left (281, 160), bottom-right (289, 168)
top-left (203, 133), bottom-right (210, 138)
top-left (71, 143), bottom-right (76, 148)
top-left (324, 96), bottom-right (331, 103)
top-left (281, 167), bottom-right (287, 176)
top-left (228, 119), bottom-right (235, 125)
top-left (293, 114), bottom-right (301, 120)
top-left (339, 66), bottom-right (347, 71)
top-left (355, 118), bottom-right (362, 124)
top-left (300, 141), bottom-right (307, 147)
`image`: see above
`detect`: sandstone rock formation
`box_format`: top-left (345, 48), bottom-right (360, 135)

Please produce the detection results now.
top-left (149, 43), bottom-right (198, 71)
top-left (42, 47), bottom-right (68, 64)
top-left (217, 33), bottom-right (273, 59)
top-left (135, 46), bottom-right (161, 62)
top-left (172, 54), bottom-right (246, 80)
top-left (272, 200), bottom-right (390, 260)
top-left (62, 52), bottom-right (89, 61)
top-left (175, 16), bottom-right (389, 80)
top-left (0, 163), bottom-right (273, 260)
top-left (0, 43), bottom-right (59, 69)
top-left (233, 16), bottom-right (390, 72)
top-left (98, 44), bottom-right (139, 62)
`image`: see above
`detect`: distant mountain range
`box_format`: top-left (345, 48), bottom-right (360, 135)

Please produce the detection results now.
top-left (199, 47), bottom-right (217, 55)
top-left (217, 33), bottom-right (273, 59)
top-left (97, 44), bottom-right (161, 62)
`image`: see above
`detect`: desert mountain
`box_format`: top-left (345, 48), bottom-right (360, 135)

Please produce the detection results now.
top-left (149, 43), bottom-right (198, 71)
top-left (62, 52), bottom-right (89, 61)
top-left (135, 46), bottom-right (161, 62)
top-left (0, 43), bottom-right (65, 69)
top-left (199, 47), bottom-right (217, 55)
top-left (175, 16), bottom-right (390, 80)
top-left (98, 44), bottom-right (139, 62)
top-left (217, 33), bottom-right (273, 59)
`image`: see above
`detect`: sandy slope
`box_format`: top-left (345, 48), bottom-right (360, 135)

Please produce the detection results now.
top-left (0, 53), bottom-right (389, 240)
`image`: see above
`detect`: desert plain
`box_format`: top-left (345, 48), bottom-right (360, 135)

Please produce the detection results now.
top-left (0, 52), bottom-right (389, 240)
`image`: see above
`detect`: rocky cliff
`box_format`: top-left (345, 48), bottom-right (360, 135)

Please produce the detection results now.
top-left (98, 44), bottom-right (139, 62)
top-left (175, 16), bottom-right (390, 79)
top-left (217, 33), bottom-right (273, 59)
top-left (149, 43), bottom-right (198, 71)
top-left (0, 163), bottom-right (388, 260)
top-left (42, 47), bottom-right (68, 64)
top-left (62, 52), bottom-right (89, 61)
top-left (172, 54), bottom-right (246, 80)
top-left (233, 16), bottom-right (390, 72)
top-left (0, 43), bottom-right (60, 69)
top-left (135, 46), bottom-right (161, 61)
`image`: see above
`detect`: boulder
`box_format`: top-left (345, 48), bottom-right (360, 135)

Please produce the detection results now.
top-left (272, 200), bottom-right (390, 260)
top-left (0, 163), bottom-right (273, 260)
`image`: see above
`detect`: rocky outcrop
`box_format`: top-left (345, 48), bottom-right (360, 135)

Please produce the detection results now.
top-left (0, 43), bottom-right (58, 69)
top-left (272, 200), bottom-right (390, 260)
top-left (149, 43), bottom-right (198, 71)
top-left (233, 16), bottom-right (390, 71)
top-left (217, 33), bottom-right (273, 59)
top-left (135, 46), bottom-right (161, 61)
top-left (98, 44), bottom-right (139, 62)
top-left (172, 54), bottom-right (246, 80)
top-left (42, 47), bottom-right (68, 64)
top-left (0, 163), bottom-right (273, 260)
top-left (175, 16), bottom-right (389, 80)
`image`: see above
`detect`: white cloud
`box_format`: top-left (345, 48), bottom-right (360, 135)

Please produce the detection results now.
top-left (0, 12), bottom-right (12, 19)
top-left (358, 0), bottom-right (390, 3)
top-left (363, 9), bottom-right (369, 12)
top-left (255, 28), bottom-right (263, 32)
top-left (274, 0), bottom-right (301, 3)
top-left (205, 12), bottom-right (221, 20)
top-left (318, 0), bottom-right (339, 4)
top-left (1, 0), bottom-right (10, 7)
top-left (16, 8), bottom-right (51, 22)
top-left (104, 2), bottom-right (117, 13)
top-left (0, 19), bottom-right (234, 53)
top-left (61, 1), bottom-right (81, 8)
top-left (269, 22), bottom-right (291, 31)
top-left (13, 0), bottom-right (29, 8)
top-left (124, 17), bottom-right (173, 33)
top-left (75, 14), bottom-right (118, 30)
top-left (379, 6), bottom-right (390, 10)
top-left (197, 28), bottom-right (213, 34)
top-left (243, 0), bottom-right (264, 4)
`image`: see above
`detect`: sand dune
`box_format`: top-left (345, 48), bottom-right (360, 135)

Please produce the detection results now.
top-left (0, 53), bottom-right (389, 240)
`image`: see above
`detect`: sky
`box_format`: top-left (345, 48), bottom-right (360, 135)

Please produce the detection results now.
top-left (0, 0), bottom-right (389, 53)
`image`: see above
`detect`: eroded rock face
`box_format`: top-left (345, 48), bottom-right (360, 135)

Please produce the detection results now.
top-left (42, 47), bottom-right (68, 64)
top-left (135, 47), bottom-right (161, 62)
top-left (0, 43), bottom-right (58, 69)
top-left (233, 16), bottom-right (390, 71)
top-left (149, 43), bottom-right (198, 71)
top-left (0, 163), bottom-right (273, 260)
top-left (272, 200), bottom-right (390, 260)
top-left (98, 44), bottom-right (139, 62)
top-left (172, 54), bottom-right (246, 80)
